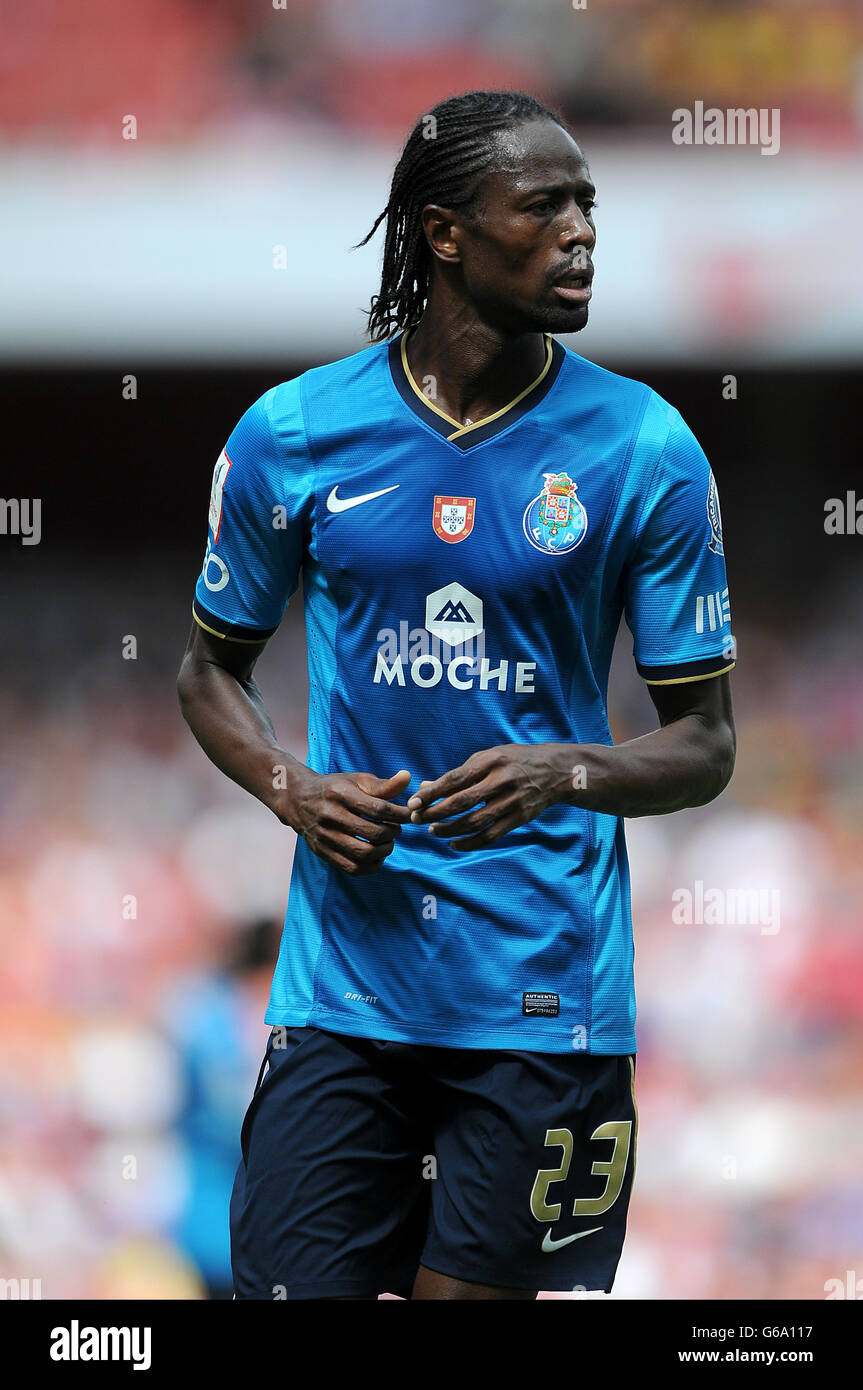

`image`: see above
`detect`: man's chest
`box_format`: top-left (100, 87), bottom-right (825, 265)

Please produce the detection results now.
top-left (307, 420), bottom-right (629, 613)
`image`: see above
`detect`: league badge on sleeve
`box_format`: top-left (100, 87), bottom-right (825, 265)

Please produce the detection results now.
top-left (706, 470), bottom-right (724, 556)
top-left (523, 471), bottom-right (588, 554)
top-left (208, 448), bottom-right (233, 543)
top-left (433, 495), bottom-right (476, 544)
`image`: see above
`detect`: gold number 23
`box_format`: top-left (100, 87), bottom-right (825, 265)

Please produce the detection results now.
top-left (530, 1121), bottom-right (633, 1222)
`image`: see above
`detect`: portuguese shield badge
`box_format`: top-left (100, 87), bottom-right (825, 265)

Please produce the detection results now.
top-left (433, 495), bottom-right (476, 544)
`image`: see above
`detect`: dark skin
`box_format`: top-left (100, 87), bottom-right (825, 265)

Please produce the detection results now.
top-left (405, 119), bottom-right (599, 426)
top-left (177, 625), bottom-right (413, 874)
top-left (177, 116), bottom-right (736, 1301)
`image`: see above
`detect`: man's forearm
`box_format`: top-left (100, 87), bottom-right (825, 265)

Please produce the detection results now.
top-left (552, 715), bottom-right (736, 819)
top-left (177, 657), bottom-right (307, 819)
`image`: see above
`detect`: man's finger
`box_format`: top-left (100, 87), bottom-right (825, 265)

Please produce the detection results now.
top-left (412, 783), bottom-right (493, 825)
top-left (407, 761), bottom-right (487, 814)
top-left (349, 769), bottom-right (413, 823)
top-left (408, 761), bottom-right (494, 811)
top-left (449, 810), bottom-right (522, 852)
top-left (357, 769), bottom-right (412, 798)
top-left (322, 810), bottom-right (399, 846)
top-left (317, 829), bottom-right (395, 874)
top-left (427, 799), bottom-right (510, 838)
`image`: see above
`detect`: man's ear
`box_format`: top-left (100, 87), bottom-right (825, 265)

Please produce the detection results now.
top-left (420, 204), bottom-right (463, 264)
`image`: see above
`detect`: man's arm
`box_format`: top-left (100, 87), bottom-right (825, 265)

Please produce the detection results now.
top-left (406, 673), bottom-right (735, 850)
top-left (178, 623), bottom-right (412, 874)
top-left (573, 671), bottom-right (736, 817)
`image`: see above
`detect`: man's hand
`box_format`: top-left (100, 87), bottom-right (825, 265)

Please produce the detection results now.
top-left (406, 675), bottom-right (736, 847)
top-left (407, 745), bottom-right (571, 850)
top-left (178, 625), bottom-right (415, 877)
top-left (281, 768), bottom-right (413, 875)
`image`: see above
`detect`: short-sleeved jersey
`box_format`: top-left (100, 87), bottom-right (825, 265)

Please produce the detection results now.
top-left (193, 334), bottom-right (735, 1053)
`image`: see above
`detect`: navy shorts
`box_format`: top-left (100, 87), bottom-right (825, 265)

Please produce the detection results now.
top-left (230, 1025), bottom-right (637, 1299)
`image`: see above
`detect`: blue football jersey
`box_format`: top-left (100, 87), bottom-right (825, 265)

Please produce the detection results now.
top-left (193, 333), bottom-right (735, 1053)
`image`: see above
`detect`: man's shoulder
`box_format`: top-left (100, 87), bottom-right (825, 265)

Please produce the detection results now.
top-left (266, 338), bottom-right (390, 416)
top-left (554, 344), bottom-right (679, 428)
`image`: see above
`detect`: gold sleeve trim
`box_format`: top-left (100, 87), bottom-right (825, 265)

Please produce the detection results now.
top-left (642, 661), bottom-right (736, 687)
top-left (192, 606), bottom-right (271, 645)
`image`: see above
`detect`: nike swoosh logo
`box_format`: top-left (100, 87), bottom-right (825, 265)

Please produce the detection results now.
top-left (541, 1226), bottom-right (603, 1253)
top-left (326, 484), bottom-right (399, 513)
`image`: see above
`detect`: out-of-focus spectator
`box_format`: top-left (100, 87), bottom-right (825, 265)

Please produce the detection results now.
top-left (1, 1), bottom-right (861, 145)
top-left (158, 918), bottom-right (279, 1299)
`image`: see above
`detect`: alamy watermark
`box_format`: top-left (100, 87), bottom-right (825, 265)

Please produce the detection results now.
top-left (672, 880), bottom-right (780, 934)
top-left (824, 491), bottom-right (862, 535)
top-left (672, 101), bottom-right (780, 156)
top-left (0, 498), bottom-right (41, 545)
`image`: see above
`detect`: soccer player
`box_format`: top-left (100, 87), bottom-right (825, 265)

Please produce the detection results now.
top-left (178, 90), bottom-right (736, 1301)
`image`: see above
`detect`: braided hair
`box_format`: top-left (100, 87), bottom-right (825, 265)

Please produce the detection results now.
top-left (358, 90), bottom-right (566, 342)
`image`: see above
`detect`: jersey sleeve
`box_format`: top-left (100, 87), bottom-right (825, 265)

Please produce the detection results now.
top-left (192, 384), bottom-right (312, 642)
top-left (624, 409), bottom-right (736, 684)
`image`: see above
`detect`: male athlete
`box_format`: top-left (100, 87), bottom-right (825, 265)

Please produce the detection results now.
top-left (178, 90), bottom-right (736, 1300)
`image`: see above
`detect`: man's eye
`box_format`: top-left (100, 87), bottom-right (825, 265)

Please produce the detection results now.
top-left (529, 198), bottom-right (597, 217)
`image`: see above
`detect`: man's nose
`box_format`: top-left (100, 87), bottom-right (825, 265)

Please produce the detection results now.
top-left (559, 203), bottom-right (595, 249)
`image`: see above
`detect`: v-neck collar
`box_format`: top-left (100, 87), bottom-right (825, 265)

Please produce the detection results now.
top-left (387, 329), bottom-right (565, 451)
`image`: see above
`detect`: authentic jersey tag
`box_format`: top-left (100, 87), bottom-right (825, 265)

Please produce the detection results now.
top-left (522, 991), bottom-right (560, 1017)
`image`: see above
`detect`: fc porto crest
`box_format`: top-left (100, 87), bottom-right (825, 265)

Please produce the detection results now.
top-left (523, 471), bottom-right (587, 555)
top-left (706, 470), bottom-right (724, 556)
top-left (433, 495), bottom-right (476, 544)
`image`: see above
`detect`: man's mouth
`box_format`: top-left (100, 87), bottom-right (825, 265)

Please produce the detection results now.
top-left (552, 269), bottom-right (593, 304)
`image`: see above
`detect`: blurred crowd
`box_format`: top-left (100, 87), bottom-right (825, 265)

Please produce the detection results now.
top-left (0, 556), bottom-right (861, 1299)
top-left (1, 0), bottom-right (862, 147)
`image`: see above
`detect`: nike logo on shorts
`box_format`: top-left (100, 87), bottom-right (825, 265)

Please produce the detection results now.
top-left (541, 1225), bottom-right (603, 1252)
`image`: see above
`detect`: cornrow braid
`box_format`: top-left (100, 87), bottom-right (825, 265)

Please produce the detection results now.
top-left (357, 90), bottom-right (565, 342)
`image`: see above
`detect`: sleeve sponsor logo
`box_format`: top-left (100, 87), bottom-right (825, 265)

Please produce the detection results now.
top-left (706, 470), bottom-right (724, 555)
top-left (695, 587), bottom-right (731, 633)
top-left (202, 540), bottom-right (230, 592)
top-left (208, 448), bottom-right (232, 542)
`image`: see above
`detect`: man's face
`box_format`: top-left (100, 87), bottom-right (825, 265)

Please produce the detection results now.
top-left (440, 119), bottom-right (597, 335)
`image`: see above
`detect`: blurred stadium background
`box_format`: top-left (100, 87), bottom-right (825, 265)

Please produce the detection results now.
top-left (1, 0), bottom-right (862, 1301)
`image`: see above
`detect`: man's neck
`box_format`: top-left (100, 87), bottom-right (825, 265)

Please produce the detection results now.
top-left (405, 309), bottom-right (548, 430)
